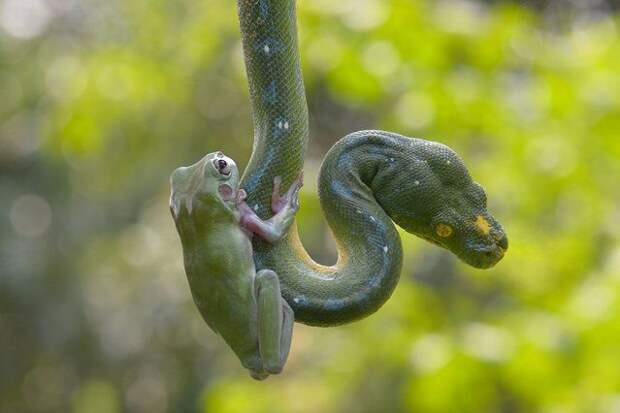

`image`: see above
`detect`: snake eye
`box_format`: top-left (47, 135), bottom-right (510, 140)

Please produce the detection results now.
top-left (214, 159), bottom-right (231, 176)
top-left (436, 223), bottom-right (453, 238)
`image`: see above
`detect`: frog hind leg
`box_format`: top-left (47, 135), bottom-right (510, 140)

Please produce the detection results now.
top-left (249, 369), bottom-right (269, 381)
top-left (279, 298), bottom-right (294, 367)
top-left (250, 269), bottom-right (294, 379)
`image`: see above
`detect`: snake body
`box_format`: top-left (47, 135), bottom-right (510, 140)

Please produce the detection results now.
top-left (237, 0), bottom-right (507, 327)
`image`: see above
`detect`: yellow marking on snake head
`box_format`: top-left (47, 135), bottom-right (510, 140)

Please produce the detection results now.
top-left (436, 223), bottom-right (453, 238)
top-left (475, 215), bottom-right (491, 235)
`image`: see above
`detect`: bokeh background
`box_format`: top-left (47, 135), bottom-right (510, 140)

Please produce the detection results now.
top-left (1, 0), bottom-right (620, 411)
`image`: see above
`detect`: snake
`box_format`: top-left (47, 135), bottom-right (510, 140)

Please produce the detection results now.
top-left (236, 0), bottom-right (508, 327)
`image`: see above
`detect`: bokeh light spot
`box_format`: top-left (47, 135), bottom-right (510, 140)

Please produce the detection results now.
top-left (0, 0), bottom-right (52, 39)
top-left (410, 333), bottom-right (452, 373)
top-left (396, 91), bottom-right (435, 130)
top-left (9, 194), bottom-right (52, 238)
top-left (461, 322), bottom-right (515, 362)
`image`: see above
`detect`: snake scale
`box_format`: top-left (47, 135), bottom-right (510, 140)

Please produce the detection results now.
top-left (236, 0), bottom-right (507, 327)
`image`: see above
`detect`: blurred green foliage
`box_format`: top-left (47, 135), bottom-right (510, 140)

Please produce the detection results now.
top-left (1, 0), bottom-right (620, 412)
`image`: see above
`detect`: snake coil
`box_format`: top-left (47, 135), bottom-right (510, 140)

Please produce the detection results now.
top-left (237, 0), bottom-right (507, 326)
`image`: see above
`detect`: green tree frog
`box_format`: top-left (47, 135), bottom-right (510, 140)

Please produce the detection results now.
top-left (170, 151), bottom-right (302, 380)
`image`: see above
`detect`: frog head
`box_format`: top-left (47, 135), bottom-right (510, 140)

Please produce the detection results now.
top-left (169, 151), bottom-right (240, 220)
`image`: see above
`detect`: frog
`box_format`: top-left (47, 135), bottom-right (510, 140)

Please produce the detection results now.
top-left (169, 151), bottom-right (303, 380)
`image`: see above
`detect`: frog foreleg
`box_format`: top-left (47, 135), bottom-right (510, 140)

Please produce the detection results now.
top-left (237, 175), bottom-right (302, 243)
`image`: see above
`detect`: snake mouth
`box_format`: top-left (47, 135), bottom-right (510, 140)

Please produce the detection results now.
top-left (417, 228), bottom-right (507, 269)
top-left (465, 234), bottom-right (508, 269)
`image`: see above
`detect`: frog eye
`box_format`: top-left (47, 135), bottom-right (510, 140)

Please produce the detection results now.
top-left (214, 159), bottom-right (231, 176)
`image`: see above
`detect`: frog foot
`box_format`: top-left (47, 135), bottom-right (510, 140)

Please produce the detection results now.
top-left (271, 173), bottom-right (303, 214)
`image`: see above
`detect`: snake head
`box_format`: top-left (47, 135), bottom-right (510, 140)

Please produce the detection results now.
top-left (377, 140), bottom-right (508, 269)
top-left (169, 151), bottom-right (240, 222)
top-left (423, 181), bottom-right (508, 269)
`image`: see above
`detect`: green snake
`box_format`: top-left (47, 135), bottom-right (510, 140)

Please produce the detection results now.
top-left (237, 0), bottom-right (507, 327)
